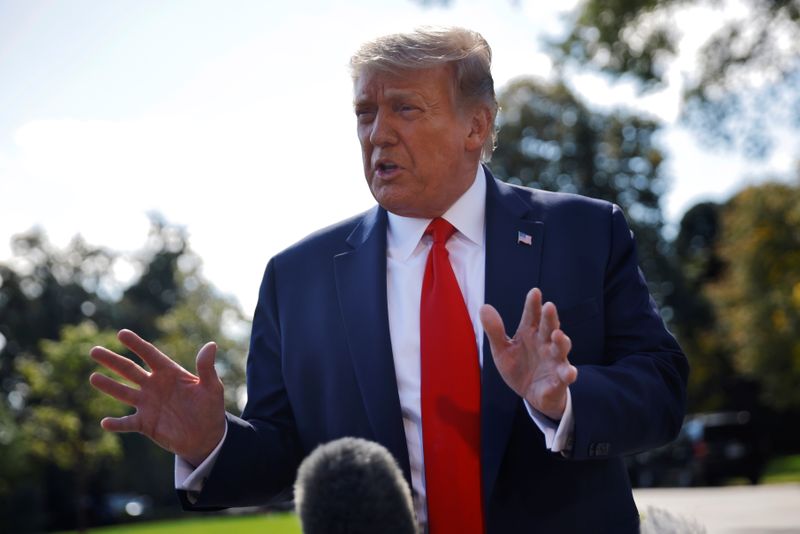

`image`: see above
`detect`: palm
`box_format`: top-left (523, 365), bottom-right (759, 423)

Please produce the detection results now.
top-left (136, 364), bottom-right (217, 454)
top-left (480, 288), bottom-right (577, 420)
top-left (90, 330), bottom-right (226, 466)
top-left (493, 331), bottom-right (567, 408)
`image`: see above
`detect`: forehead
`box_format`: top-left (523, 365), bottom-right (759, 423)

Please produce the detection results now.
top-left (353, 64), bottom-right (456, 103)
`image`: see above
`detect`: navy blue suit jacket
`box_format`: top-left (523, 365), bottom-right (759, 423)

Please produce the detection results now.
top-left (182, 170), bottom-right (688, 533)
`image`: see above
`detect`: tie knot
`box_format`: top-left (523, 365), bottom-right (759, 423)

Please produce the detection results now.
top-left (425, 217), bottom-right (457, 245)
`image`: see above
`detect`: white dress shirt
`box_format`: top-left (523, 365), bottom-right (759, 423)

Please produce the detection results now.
top-left (176, 166), bottom-right (575, 519)
top-left (386, 165), bottom-right (573, 525)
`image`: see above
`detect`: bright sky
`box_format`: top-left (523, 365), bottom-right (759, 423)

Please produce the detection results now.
top-left (1, 0), bottom-right (797, 316)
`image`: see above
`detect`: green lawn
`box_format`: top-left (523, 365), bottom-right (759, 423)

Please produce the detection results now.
top-left (66, 513), bottom-right (301, 534)
top-left (763, 454), bottom-right (800, 483)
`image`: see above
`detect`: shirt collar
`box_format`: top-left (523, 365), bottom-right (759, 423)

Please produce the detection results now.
top-left (387, 165), bottom-right (486, 261)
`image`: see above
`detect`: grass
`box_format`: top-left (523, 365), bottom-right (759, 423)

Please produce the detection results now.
top-left (61, 513), bottom-right (302, 534)
top-left (762, 454), bottom-right (800, 483)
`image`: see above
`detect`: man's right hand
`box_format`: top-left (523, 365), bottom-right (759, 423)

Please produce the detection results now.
top-left (89, 329), bottom-right (227, 467)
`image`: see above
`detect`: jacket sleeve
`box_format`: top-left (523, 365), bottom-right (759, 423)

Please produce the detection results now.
top-left (179, 258), bottom-right (302, 510)
top-left (569, 204), bottom-right (689, 460)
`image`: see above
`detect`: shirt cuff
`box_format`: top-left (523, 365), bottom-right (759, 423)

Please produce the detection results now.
top-left (524, 388), bottom-right (574, 454)
top-left (175, 422), bottom-right (228, 493)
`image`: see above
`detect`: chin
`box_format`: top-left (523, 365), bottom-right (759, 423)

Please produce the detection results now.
top-left (372, 188), bottom-right (407, 215)
top-left (381, 202), bottom-right (437, 218)
top-left (371, 185), bottom-right (440, 218)
top-left (376, 199), bottom-right (422, 217)
top-left (376, 200), bottom-right (414, 217)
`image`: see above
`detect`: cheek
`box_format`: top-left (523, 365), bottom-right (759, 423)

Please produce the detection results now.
top-left (359, 140), bottom-right (372, 166)
top-left (357, 126), bottom-right (371, 147)
top-left (420, 142), bottom-right (456, 178)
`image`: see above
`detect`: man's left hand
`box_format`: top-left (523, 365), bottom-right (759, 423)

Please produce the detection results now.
top-left (480, 288), bottom-right (578, 420)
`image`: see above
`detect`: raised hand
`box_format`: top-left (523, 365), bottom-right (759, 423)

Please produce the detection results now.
top-left (89, 329), bottom-right (227, 467)
top-left (480, 288), bottom-right (578, 420)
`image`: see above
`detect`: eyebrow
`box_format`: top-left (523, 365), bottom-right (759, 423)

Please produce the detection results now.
top-left (354, 88), bottom-right (426, 107)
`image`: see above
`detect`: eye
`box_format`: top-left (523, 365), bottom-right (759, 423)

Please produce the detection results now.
top-left (355, 109), bottom-right (376, 123)
top-left (396, 103), bottom-right (422, 118)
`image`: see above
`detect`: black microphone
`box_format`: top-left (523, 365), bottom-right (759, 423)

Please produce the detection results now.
top-left (294, 437), bottom-right (419, 534)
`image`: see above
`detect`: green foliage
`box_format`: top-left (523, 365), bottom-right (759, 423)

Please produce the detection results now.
top-left (492, 78), bottom-right (665, 222)
top-left (672, 183), bottom-right (800, 414)
top-left (706, 181), bottom-right (800, 409)
top-left (0, 218), bottom-right (251, 531)
top-left (555, 0), bottom-right (683, 86)
top-left (17, 322), bottom-right (125, 470)
top-left (153, 249), bottom-right (248, 413)
top-left (669, 201), bottom-right (734, 411)
top-left (491, 78), bottom-right (675, 305)
top-left (553, 0), bottom-right (800, 157)
top-left (0, 399), bottom-right (27, 495)
top-left (116, 220), bottom-right (188, 341)
top-left (0, 231), bottom-right (115, 386)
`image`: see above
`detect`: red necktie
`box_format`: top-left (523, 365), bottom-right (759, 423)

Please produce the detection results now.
top-left (420, 217), bottom-right (484, 534)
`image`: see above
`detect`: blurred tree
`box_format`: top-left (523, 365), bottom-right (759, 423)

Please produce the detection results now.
top-left (0, 231), bottom-right (115, 386)
top-left (100, 248), bottom-right (251, 511)
top-left (0, 218), bottom-right (250, 531)
top-left (669, 201), bottom-right (736, 411)
top-left (0, 397), bottom-right (37, 532)
top-left (490, 78), bottom-right (677, 307)
top-left (156, 273), bottom-right (248, 414)
top-left (116, 218), bottom-right (187, 341)
top-left (0, 399), bottom-right (25, 493)
top-left (706, 180), bottom-right (800, 410)
top-left (552, 0), bottom-right (800, 158)
top-left (16, 323), bottom-right (125, 532)
top-left (674, 202), bottom-right (724, 286)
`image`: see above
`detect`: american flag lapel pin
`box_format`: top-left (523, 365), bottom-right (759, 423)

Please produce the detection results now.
top-left (517, 231), bottom-right (532, 246)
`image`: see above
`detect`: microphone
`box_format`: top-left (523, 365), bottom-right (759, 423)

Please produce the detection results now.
top-left (294, 437), bottom-right (418, 534)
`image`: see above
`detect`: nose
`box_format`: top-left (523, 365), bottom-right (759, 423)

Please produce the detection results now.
top-left (368, 110), bottom-right (397, 147)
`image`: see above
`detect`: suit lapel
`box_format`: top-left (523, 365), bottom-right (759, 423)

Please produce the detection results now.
top-left (333, 207), bottom-right (412, 483)
top-left (330, 173), bottom-right (545, 502)
top-left (481, 170), bottom-right (545, 505)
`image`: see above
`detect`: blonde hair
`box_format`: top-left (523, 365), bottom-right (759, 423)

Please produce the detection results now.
top-left (350, 26), bottom-right (498, 160)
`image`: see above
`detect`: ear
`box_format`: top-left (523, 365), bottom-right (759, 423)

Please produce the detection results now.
top-left (464, 104), bottom-right (493, 154)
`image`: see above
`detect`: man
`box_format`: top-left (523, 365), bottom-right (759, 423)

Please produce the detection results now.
top-left (91, 27), bottom-right (688, 533)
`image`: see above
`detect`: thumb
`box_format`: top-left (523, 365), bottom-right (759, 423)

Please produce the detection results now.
top-left (480, 304), bottom-right (509, 351)
top-left (558, 363), bottom-right (578, 385)
top-left (196, 341), bottom-right (219, 385)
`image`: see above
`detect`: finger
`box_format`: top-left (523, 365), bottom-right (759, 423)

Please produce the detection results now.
top-left (117, 329), bottom-right (173, 371)
top-left (551, 329), bottom-right (572, 360)
top-left (558, 363), bottom-right (578, 385)
top-left (195, 342), bottom-right (219, 386)
top-left (90, 346), bottom-right (149, 385)
top-left (480, 304), bottom-right (511, 352)
top-left (90, 372), bottom-right (140, 407)
top-left (551, 330), bottom-right (577, 384)
top-left (538, 301), bottom-right (560, 342)
top-left (517, 288), bottom-right (542, 333)
top-left (100, 414), bottom-right (141, 433)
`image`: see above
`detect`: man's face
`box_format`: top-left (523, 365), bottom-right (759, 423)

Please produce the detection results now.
top-left (354, 65), bottom-right (479, 218)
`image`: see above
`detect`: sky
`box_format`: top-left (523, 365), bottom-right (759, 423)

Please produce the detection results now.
top-left (1, 0), bottom-right (797, 316)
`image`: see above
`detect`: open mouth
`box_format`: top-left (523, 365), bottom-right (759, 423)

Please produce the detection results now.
top-left (377, 161), bottom-right (399, 174)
